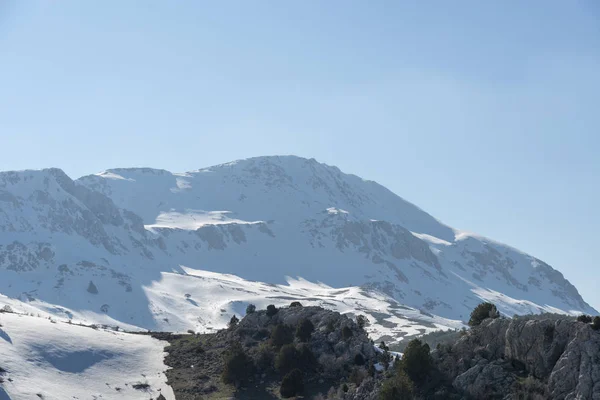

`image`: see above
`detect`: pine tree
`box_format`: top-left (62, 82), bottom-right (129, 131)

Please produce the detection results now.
top-left (468, 302), bottom-right (499, 327)
top-left (295, 318), bottom-right (314, 342)
top-left (228, 315), bottom-right (239, 328)
top-left (266, 304), bottom-right (279, 317)
top-left (280, 369), bottom-right (304, 398)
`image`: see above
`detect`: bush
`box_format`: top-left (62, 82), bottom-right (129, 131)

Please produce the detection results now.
top-left (297, 344), bottom-right (317, 371)
top-left (342, 326), bottom-right (353, 340)
top-left (296, 318), bottom-right (314, 342)
top-left (280, 369), bottom-right (304, 398)
top-left (228, 315), bottom-right (239, 328)
top-left (1, 305), bottom-right (13, 313)
top-left (379, 370), bottom-right (413, 400)
top-left (395, 328), bottom-right (461, 353)
top-left (468, 302), bottom-right (499, 327)
top-left (354, 353), bottom-right (365, 366)
top-left (380, 349), bottom-right (392, 370)
top-left (222, 342), bottom-right (253, 385)
top-left (326, 320), bottom-right (335, 333)
top-left (276, 344), bottom-right (316, 374)
top-left (256, 342), bottom-right (275, 370)
top-left (577, 314), bottom-right (592, 323)
top-left (266, 304), bottom-right (279, 317)
top-left (592, 316), bottom-right (600, 331)
top-left (271, 324), bottom-right (294, 348)
top-left (275, 344), bottom-right (299, 374)
top-left (356, 315), bottom-right (367, 330)
top-left (290, 301), bottom-right (303, 307)
top-left (246, 304), bottom-right (256, 315)
top-left (132, 382), bottom-right (150, 390)
top-left (401, 339), bottom-right (432, 383)
top-left (514, 375), bottom-right (546, 399)
top-left (252, 328), bottom-right (270, 340)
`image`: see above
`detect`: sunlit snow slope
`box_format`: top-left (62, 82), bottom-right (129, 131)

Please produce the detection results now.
top-left (0, 311), bottom-right (174, 400)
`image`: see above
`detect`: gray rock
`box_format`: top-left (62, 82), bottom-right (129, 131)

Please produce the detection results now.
top-left (453, 359), bottom-right (516, 399)
top-left (433, 316), bottom-right (600, 399)
top-left (87, 281), bottom-right (99, 294)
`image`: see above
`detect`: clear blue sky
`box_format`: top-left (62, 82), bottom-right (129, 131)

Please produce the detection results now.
top-left (1, 1), bottom-right (599, 310)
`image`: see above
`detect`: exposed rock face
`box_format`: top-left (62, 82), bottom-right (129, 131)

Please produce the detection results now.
top-left (433, 316), bottom-right (600, 399)
top-left (87, 281), bottom-right (98, 295)
top-left (347, 377), bottom-right (379, 400)
top-left (547, 325), bottom-right (600, 399)
top-left (240, 305), bottom-right (376, 363)
top-left (0, 242), bottom-right (54, 272)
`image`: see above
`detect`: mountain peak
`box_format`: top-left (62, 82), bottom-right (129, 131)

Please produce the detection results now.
top-left (200, 155), bottom-right (322, 170)
top-left (0, 168), bottom-right (74, 199)
top-left (78, 155), bottom-right (455, 242)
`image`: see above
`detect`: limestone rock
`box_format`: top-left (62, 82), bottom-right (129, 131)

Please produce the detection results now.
top-left (433, 316), bottom-right (600, 399)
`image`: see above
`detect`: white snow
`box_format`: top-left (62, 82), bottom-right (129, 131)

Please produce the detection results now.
top-left (145, 210), bottom-right (262, 231)
top-left (97, 171), bottom-right (134, 181)
top-left (0, 312), bottom-right (174, 400)
top-left (326, 207), bottom-right (349, 215)
top-left (141, 266), bottom-right (464, 340)
top-left (411, 232), bottom-right (452, 246)
top-left (0, 268), bottom-right (463, 345)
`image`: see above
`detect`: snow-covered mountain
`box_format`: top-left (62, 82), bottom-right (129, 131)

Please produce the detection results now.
top-left (0, 156), bottom-right (595, 342)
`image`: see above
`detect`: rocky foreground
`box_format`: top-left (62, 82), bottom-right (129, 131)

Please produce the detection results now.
top-left (432, 314), bottom-right (600, 399)
top-left (153, 304), bottom-right (600, 400)
top-left (153, 304), bottom-right (377, 399)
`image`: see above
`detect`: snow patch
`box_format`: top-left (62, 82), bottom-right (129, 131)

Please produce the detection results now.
top-left (0, 312), bottom-right (174, 400)
top-left (145, 210), bottom-right (263, 231)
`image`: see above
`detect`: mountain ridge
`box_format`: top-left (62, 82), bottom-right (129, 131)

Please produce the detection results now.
top-left (0, 156), bottom-right (595, 341)
top-left (79, 155), bottom-right (457, 242)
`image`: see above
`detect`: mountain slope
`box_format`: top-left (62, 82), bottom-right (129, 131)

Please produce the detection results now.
top-left (78, 156), bottom-right (595, 318)
top-left (0, 156), bottom-right (594, 343)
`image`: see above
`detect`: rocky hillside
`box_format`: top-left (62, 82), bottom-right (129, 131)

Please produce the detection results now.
top-left (156, 304), bottom-right (600, 399)
top-left (366, 310), bottom-right (600, 400)
top-left (431, 314), bottom-right (600, 399)
top-left (155, 304), bottom-right (379, 399)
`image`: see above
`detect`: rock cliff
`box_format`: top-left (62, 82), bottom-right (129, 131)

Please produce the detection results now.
top-left (432, 315), bottom-right (600, 399)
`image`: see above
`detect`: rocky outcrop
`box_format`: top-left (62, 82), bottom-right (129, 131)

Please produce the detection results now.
top-left (87, 281), bottom-right (99, 294)
top-left (157, 305), bottom-right (378, 400)
top-left (347, 377), bottom-right (379, 400)
top-left (433, 316), bottom-right (600, 399)
top-left (547, 324), bottom-right (600, 399)
top-left (239, 305), bottom-right (377, 363)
